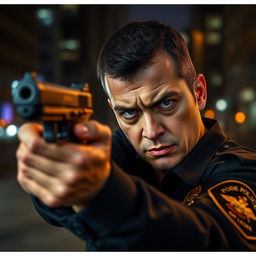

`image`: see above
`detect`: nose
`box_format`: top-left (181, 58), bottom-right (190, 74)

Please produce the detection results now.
top-left (142, 113), bottom-right (165, 140)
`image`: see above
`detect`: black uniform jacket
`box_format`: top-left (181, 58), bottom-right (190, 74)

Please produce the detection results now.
top-left (31, 118), bottom-right (256, 251)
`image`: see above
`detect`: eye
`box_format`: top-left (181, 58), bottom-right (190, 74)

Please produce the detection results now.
top-left (158, 99), bottom-right (176, 110)
top-left (122, 109), bottom-right (138, 120)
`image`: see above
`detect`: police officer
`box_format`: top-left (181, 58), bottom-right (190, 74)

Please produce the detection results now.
top-left (16, 20), bottom-right (256, 250)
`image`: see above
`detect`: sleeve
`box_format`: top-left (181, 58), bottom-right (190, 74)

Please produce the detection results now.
top-left (31, 161), bottom-right (256, 251)
top-left (30, 131), bottom-right (256, 251)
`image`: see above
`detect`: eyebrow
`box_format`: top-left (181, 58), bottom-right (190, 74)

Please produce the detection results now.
top-left (149, 91), bottom-right (179, 108)
top-left (113, 105), bottom-right (131, 112)
top-left (113, 91), bottom-right (179, 112)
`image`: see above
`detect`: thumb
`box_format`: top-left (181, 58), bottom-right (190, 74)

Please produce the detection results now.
top-left (74, 120), bottom-right (112, 143)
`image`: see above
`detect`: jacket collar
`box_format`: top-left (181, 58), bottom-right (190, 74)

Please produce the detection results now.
top-left (170, 118), bottom-right (227, 186)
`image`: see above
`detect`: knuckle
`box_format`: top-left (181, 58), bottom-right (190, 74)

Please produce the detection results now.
top-left (16, 145), bottom-right (22, 159)
top-left (17, 161), bottom-right (28, 175)
top-left (16, 143), bottom-right (34, 164)
top-left (53, 184), bottom-right (70, 198)
top-left (22, 153), bottom-right (29, 163)
top-left (43, 197), bottom-right (59, 208)
top-left (16, 144), bottom-right (26, 160)
top-left (18, 151), bottom-right (31, 164)
top-left (64, 170), bottom-right (81, 185)
top-left (17, 171), bottom-right (26, 186)
top-left (16, 170), bottom-right (31, 193)
top-left (44, 195), bottom-right (61, 208)
top-left (29, 138), bottom-right (42, 153)
top-left (73, 153), bottom-right (87, 167)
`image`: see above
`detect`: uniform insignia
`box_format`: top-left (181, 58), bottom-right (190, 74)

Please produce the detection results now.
top-left (183, 185), bottom-right (202, 206)
top-left (208, 180), bottom-right (256, 240)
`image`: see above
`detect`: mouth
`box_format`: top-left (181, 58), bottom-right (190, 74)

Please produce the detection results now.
top-left (146, 145), bottom-right (175, 157)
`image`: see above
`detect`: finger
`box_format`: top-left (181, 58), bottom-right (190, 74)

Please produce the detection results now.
top-left (23, 165), bottom-right (65, 196)
top-left (17, 142), bottom-right (87, 189)
top-left (21, 177), bottom-right (62, 208)
top-left (18, 121), bottom-right (111, 164)
top-left (17, 123), bottom-right (75, 164)
top-left (31, 119), bottom-right (112, 162)
top-left (17, 129), bottom-right (79, 163)
top-left (17, 160), bottom-right (32, 193)
top-left (24, 139), bottom-right (87, 164)
top-left (17, 158), bottom-right (54, 187)
top-left (17, 144), bottom-right (63, 177)
top-left (16, 142), bottom-right (28, 160)
top-left (18, 123), bottom-right (44, 149)
top-left (17, 159), bottom-right (74, 204)
top-left (74, 119), bottom-right (112, 143)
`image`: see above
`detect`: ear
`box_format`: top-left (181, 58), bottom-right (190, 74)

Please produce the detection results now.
top-left (107, 98), bottom-right (113, 109)
top-left (193, 74), bottom-right (207, 111)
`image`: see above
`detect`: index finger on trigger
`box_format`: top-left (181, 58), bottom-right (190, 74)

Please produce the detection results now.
top-left (18, 123), bottom-right (44, 149)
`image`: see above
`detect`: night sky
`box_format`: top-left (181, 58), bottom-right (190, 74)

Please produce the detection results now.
top-left (128, 5), bottom-right (192, 30)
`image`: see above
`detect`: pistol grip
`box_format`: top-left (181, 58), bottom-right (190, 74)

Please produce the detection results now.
top-left (43, 121), bottom-right (77, 143)
top-left (43, 122), bottom-right (57, 142)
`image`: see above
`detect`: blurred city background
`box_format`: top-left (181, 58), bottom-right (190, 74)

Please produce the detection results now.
top-left (0, 4), bottom-right (255, 251)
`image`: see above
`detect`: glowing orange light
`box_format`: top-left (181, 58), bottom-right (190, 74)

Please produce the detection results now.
top-left (235, 112), bottom-right (246, 124)
top-left (0, 119), bottom-right (7, 128)
top-left (192, 29), bottom-right (204, 46)
top-left (204, 109), bottom-right (215, 119)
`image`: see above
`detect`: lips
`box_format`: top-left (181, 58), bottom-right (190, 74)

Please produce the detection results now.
top-left (146, 145), bottom-right (174, 157)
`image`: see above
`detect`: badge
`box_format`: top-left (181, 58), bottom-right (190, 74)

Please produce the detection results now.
top-left (208, 180), bottom-right (256, 240)
top-left (183, 185), bottom-right (202, 206)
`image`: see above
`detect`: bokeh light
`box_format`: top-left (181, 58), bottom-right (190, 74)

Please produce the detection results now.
top-left (235, 112), bottom-right (246, 124)
top-left (204, 109), bottom-right (215, 119)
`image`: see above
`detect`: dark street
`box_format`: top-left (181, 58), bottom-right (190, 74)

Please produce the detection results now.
top-left (0, 139), bottom-right (84, 251)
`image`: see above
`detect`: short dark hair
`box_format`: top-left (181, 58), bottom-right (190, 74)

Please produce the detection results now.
top-left (97, 20), bottom-right (196, 96)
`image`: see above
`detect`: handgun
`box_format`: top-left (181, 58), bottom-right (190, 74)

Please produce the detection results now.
top-left (11, 72), bottom-right (93, 142)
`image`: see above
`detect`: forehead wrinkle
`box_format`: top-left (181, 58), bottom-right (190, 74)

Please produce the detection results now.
top-left (113, 82), bottom-right (179, 111)
top-left (136, 81), bottom-right (180, 108)
top-left (112, 86), bottom-right (145, 109)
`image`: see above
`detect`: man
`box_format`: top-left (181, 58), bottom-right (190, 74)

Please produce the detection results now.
top-left (16, 20), bottom-right (256, 250)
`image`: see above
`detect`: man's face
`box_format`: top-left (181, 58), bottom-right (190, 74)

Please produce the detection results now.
top-left (106, 52), bottom-right (207, 171)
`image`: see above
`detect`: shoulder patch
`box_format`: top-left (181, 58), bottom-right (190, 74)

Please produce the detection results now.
top-left (208, 180), bottom-right (256, 240)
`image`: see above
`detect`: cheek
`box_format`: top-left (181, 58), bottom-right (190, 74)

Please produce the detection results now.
top-left (165, 101), bottom-right (197, 143)
top-left (165, 117), bottom-right (187, 144)
top-left (177, 93), bottom-right (198, 122)
top-left (174, 102), bottom-right (202, 149)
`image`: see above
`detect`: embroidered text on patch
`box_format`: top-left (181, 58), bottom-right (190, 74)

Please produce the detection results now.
top-left (208, 180), bottom-right (256, 240)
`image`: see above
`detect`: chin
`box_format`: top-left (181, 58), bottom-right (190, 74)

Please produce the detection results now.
top-left (149, 157), bottom-right (180, 172)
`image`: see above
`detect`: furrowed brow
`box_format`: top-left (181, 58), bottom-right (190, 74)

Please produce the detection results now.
top-left (113, 91), bottom-right (179, 111)
top-left (113, 105), bottom-right (132, 112)
top-left (150, 91), bottom-right (179, 108)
